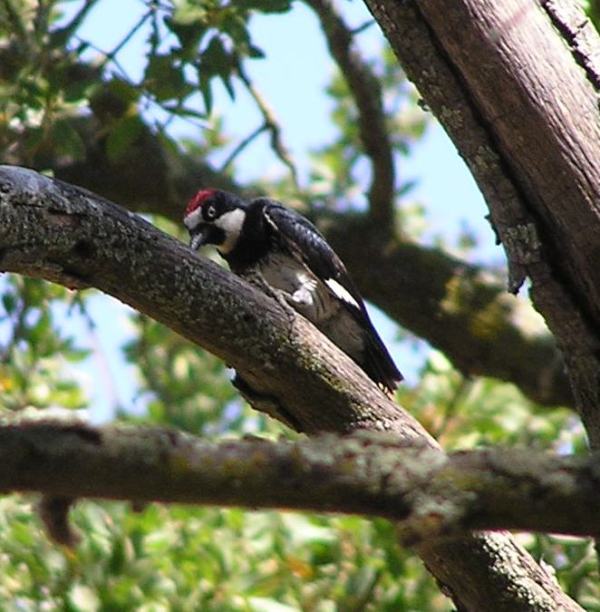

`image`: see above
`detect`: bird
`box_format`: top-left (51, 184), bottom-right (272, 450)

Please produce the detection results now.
top-left (184, 189), bottom-right (402, 394)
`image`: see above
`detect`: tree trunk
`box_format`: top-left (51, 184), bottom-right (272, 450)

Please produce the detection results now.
top-left (1, 0), bottom-right (596, 605)
top-left (363, 0), bottom-right (600, 442)
top-left (361, 0), bottom-right (600, 608)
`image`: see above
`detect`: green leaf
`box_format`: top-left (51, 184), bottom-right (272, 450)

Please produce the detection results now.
top-left (144, 54), bottom-right (190, 102)
top-left (201, 36), bottom-right (231, 77)
top-left (170, 1), bottom-right (208, 26)
top-left (49, 120), bottom-right (86, 161)
top-left (238, 0), bottom-right (292, 13)
top-left (199, 36), bottom-right (236, 103)
top-left (26, 311), bottom-right (51, 346)
top-left (2, 293), bottom-right (16, 315)
top-left (248, 44), bottom-right (266, 59)
top-left (106, 115), bottom-right (144, 163)
top-left (107, 78), bottom-right (141, 106)
top-left (221, 12), bottom-right (251, 46)
top-left (164, 14), bottom-right (207, 60)
top-left (199, 72), bottom-right (214, 115)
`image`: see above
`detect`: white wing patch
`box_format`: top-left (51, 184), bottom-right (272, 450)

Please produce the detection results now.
top-left (325, 278), bottom-right (360, 309)
top-left (258, 253), bottom-right (336, 321)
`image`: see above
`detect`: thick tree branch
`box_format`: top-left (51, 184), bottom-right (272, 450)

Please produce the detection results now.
top-left (2, 420), bottom-right (600, 542)
top-left (5, 117), bottom-right (571, 406)
top-left (0, 165), bottom-right (580, 612)
top-left (305, 0), bottom-right (396, 227)
top-left (325, 217), bottom-right (571, 407)
top-left (542, 0), bottom-right (600, 89)
top-left (0, 32), bottom-right (572, 407)
top-left (0, 165), bottom-right (420, 439)
top-left (362, 0), bottom-right (600, 445)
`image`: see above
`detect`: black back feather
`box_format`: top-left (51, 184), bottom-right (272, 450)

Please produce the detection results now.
top-left (256, 198), bottom-right (403, 392)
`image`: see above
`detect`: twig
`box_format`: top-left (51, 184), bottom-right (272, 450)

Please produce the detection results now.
top-left (0, 164), bottom-right (580, 611)
top-left (54, 0), bottom-right (100, 41)
top-left (305, 0), bottom-right (395, 228)
top-left (74, 37), bottom-right (133, 82)
top-left (97, 9), bottom-right (154, 71)
top-left (235, 60), bottom-right (299, 188)
top-left (220, 123), bottom-right (268, 173)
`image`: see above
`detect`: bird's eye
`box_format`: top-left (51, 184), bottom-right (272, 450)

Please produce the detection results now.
top-left (205, 204), bottom-right (217, 219)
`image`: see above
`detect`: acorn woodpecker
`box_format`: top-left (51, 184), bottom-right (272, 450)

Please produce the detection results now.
top-left (184, 189), bottom-right (402, 393)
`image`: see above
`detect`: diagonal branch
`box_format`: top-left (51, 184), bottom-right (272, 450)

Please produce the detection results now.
top-left (305, 0), bottom-right (396, 227)
top-left (219, 123), bottom-right (268, 173)
top-left (0, 82), bottom-right (572, 408)
top-left (2, 419), bottom-right (600, 542)
top-left (0, 164), bottom-right (418, 439)
top-left (0, 165), bottom-right (580, 611)
top-left (362, 0), bottom-right (600, 448)
top-left (325, 218), bottom-right (572, 407)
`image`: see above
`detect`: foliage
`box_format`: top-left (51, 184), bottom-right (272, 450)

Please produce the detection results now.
top-left (0, 276), bottom-right (89, 412)
top-left (0, 0), bottom-right (594, 609)
top-left (0, 343), bottom-right (591, 609)
top-left (309, 57), bottom-right (425, 209)
top-left (0, 496), bottom-right (456, 611)
top-left (582, 0), bottom-right (600, 32)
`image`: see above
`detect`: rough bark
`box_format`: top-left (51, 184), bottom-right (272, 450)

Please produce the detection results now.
top-left (0, 165), bottom-right (580, 611)
top-left (4, 130), bottom-right (571, 407)
top-left (362, 0), bottom-right (600, 446)
top-left (2, 420), bottom-right (600, 541)
top-left (303, 0), bottom-right (571, 406)
top-left (0, 166), bottom-right (416, 437)
top-left (0, 44), bottom-right (572, 409)
top-left (358, 1), bottom-right (600, 604)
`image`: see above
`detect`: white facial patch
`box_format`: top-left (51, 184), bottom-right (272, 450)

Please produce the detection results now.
top-left (215, 208), bottom-right (246, 254)
top-left (184, 207), bottom-right (202, 230)
top-left (325, 278), bottom-right (360, 309)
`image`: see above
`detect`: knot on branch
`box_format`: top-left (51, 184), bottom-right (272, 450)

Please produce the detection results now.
top-left (499, 222), bottom-right (543, 294)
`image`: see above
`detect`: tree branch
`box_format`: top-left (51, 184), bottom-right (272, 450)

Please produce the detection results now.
top-left (8, 112), bottom-right (570, 407)
top-left (0, 165), bottom-right (580, 611)
top-left (0, 164), bottom-right (418, 439)
top-left (2, 419), bottom-right (600, 543)
top-left (362, 0), bottom-right (600, 446)
top-left (305, 0), bottom-right (396, 227)
top-left (541, 0), bottom-right (600, 89)
top-left (0, 30), bottom-right (572, 408)
top-left (235, 60), bottom-right (299, 187)
top-left (325, 216), bottom-right (571, 407)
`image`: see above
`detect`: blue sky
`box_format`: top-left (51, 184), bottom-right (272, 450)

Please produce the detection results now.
top-left (57, 0), bottom-right (505, 419)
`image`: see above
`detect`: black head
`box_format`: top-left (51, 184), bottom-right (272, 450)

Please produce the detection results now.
top-left (184, 189), bottom-right (247, 254)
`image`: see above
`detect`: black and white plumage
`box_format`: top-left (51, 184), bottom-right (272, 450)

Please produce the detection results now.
top-left (184, 189), bottom-right (402, 393)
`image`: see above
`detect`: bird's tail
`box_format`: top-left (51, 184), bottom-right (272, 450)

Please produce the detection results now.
top-left (363, 328), bottom-right (403, 395)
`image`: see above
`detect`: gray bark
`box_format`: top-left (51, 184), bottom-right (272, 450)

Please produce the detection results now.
top-left (0, 165), bottom-right (581, 611)
top-left (2, 420), bottom-right (600, 540)
top-left (363, 0), bottom-right (600, 447)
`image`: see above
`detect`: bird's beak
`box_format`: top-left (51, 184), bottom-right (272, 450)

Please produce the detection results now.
top-left (189, 226), bottom-right (211, 251)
